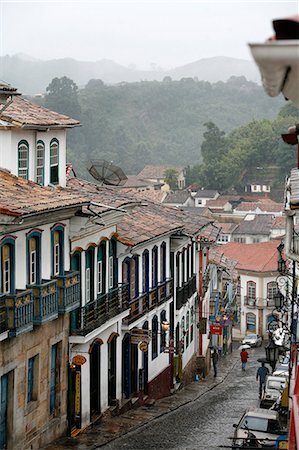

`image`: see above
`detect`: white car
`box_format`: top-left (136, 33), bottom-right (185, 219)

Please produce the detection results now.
top-left (232, 407), bottom-right (285, 447)
top-left (260, 375), bottom-right (287, 408)
top-left (242, 333), bottom-right (262, 347)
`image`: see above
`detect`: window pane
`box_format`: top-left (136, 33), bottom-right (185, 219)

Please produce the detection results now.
top-left (18, 142), bottom-right (29, 179)
top-left (36, 142), bottom-right (44, 185)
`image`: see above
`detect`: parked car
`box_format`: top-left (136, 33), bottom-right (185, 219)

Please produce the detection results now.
top-left (232, 407), bottom-right (285, 447)
top-left (242, 333), bottom-right (262, 347)
top-left (260, 375), bottom-right (287, 408)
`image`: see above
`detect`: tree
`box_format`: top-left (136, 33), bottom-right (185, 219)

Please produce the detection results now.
top-left (201, 121), bottom-right (227, 163)
top-left (45, 76), bottom-right (81, 119)
top-left (163, 168), bottom-right (178, 190)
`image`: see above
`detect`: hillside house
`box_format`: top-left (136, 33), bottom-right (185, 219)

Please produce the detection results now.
top-left (137, 165), bottom-right (186, 190)
top-left (193, 189), bottom-right (219, 207)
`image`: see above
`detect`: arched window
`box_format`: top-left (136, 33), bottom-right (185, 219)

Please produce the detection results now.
top-left (151, 246), bottom-right (158, 288)
top-left (109, 238), bottom-right (118, 289)
top-left (160, 242), bottom-right (166, 282)
top-left (247, 281), bottom-right (256, 299)
top-left (0, 238), bottom-right (16, 294)
top-left (97, 241), bottom-right (106, 295)
top-left (27, 230), bottom-right (42, 285)
top-left (85, 246), bottom-right (95, 302)
top-left (176, 252), bottom-right (181, 288)
top-left (36, 140), bottom-right (45, 185)
top-left (182, 248), bottom-right (186, 283)
top-left (152, 315), bottom-right (158, 359)
top-left (142, 250), bottom-right (149, 292)
top-left (246, 312), bottom-right (256, 333)
top-left (187, 245), bottom-right (191, 280)
top-left (267, 281), bottom-right (278, 300)
top-left (51, 225), bottom-right (64, 276)
top-left (160, 310), bottom-right (167, 353)
top-left (50, 139), bottom-right (59, 184)
top-left (18, 140), bottom-right (29, 179)
top-left (181, 316), bottom-right (185, 352)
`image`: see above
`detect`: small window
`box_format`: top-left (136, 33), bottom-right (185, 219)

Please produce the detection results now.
top-left (247, 281), bottom-right (256, 299)
top-left (36, 141), bottom-right (45, 185)
top-left (108, 255), bottom-right (113, 289)
top-left (50, 139), bottom-right (59, 184)
top-left (86, 268), bottom-right (91, 302)
top-left (53, 232), bottom-right (60, 276)
top-left (18, 140), bottom-right (29, 179)
top-left (27, 355), bottom-right (39, 403)
top-left (2, 244), bottom-right (11, 293)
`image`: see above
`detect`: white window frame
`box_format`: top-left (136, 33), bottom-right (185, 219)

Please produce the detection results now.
top-left (108, 255), bottom-right (113, 289)
top-left (18, 142), bottom-right (29, 179)
top-left (3, 256), bottom-right (10, 293)
top-left (86, 267), bottom-right (91, 302)
top-left (97, 260), bottom-right (103, 294)
top-left (30, 250), bottom-right (37, 285)
top-left (54, 243), bottom-right (60, 276)
top-left (36, 141), bottom-right (45, 185)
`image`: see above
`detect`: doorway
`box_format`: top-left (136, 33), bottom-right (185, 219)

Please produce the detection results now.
top-left (90, 341), bottom-right (101, 418)
top-left (108, 335), bottom-right (117, 405)
top-left (0, 371), bottom-right (13, 450)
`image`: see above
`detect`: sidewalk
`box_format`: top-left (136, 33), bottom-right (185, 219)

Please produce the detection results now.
top-left (44, 349), bottom-right (241, 449)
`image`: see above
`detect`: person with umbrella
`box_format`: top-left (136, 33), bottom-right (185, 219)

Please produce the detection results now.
top-left (256, 362), bottom-right (269, 399)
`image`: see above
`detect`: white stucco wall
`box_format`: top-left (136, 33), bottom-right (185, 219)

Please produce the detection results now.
top-left (0, 128), bottom-right (67, 187)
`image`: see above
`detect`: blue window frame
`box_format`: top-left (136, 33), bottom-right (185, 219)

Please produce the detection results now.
top-left (50, 343), bottom-right (58, 415)
top-left (27, 355), bottom-right (38, 403)
top-left (109, 238), bottom-right (118, 289)
top-left (160, 242), bottom-right (166, 282)
top-left (142, 250), bottom-right (149, 293)
top-left (151, 246), bottom-right (158, 288)
top-left (97, 241), bottom-right (106, 295)
top-left (152, 315), bottom-right (158, 360)
top-left (18, 140), bottom-right (29, 179)
top-left (26, 230), bottom-right (42, 285)
top-left (85, 246), bottom-right (95, 302)
top-left (50, 139), bottom-right (59, 185)
top-left (51, 225), bottom-right (65, 276)
top-left (0, 237), bottom-right (16, 294)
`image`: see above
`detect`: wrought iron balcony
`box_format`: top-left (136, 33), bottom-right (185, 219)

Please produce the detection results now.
top-left (71, 283), bottom-right (129, 336)
top-left (3, 289), bottom-right (33, 336)
top-left (176, 275), bottom-right (197, 310)
top-left (244, 296), bottom-right (257, 307)
top-left (55, 270), bottom-right (81, 314)
top-left (27, 279), bottom-right (58, 325)
top-left (125, 278), bottom-right (173, 325)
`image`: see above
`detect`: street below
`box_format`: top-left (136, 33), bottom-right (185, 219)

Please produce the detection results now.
top-left (101, 345), bottom-right (265, 450)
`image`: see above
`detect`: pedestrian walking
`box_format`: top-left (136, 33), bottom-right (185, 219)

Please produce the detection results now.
top-left (240, 348), bottom-right (249, 371)
top-left (211, 347), bottom-right (219, 377)
top-left (256, 362), bottom-right (269, 398)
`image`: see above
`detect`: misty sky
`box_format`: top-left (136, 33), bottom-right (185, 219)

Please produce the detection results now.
top-left (0, 1), bottom-right (297, 69)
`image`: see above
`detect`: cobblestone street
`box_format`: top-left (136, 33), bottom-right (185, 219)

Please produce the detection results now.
top-left (45, 344), bottom-right (265, 450)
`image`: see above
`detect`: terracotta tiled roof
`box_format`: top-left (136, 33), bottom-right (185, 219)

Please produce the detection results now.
top-left (235, 199), bottom-right (282, 213)
top-left (163, 190), bottom-right (193, 204)
top-left (218, 222), bottom-right (238, 234)
top-left (0, 170), bottom-right (88, 218)
top-left (0, 96), bottom-right (80, 129)
top-left (205, 196), bottom-right (239, 208)
top-left (232, 214), bottom-right (274, 235)
top-left (209, 246), bottom-right (238, 280)
top-left (194, 189), bottom-right (219, 198)
top-left (137, 165), bottom-right (184, 179)
top-left (218, 240), bottom-right (281, 272)
top-left (120, 188), bottom-right (167, 203)
top-left (271, 216), bottom-right (286, 229)
top-left (122, 176), bottom-right (152, 188)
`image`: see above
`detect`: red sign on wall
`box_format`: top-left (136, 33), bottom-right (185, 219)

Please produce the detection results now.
top-left (210, 324), bottom-right (222, 335)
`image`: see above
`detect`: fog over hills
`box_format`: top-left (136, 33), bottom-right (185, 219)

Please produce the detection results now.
top-left (0, 54), bottom-right (260, 94)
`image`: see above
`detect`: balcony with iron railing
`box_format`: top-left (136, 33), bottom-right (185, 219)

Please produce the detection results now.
top-left (54, 270), bottom-right (81, 314)
top-left (27, 279), bottom-right (58, 325)
top-left (176, 275), bottom-right (197, 310)
top-left (71, 283), bottom-right (129, 336)
top-left (1, 289), bottom-right (33, 337)
top-left (125, 278), bottom-right (173, 324)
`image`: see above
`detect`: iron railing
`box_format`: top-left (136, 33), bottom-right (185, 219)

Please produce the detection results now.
top-left (125, 278), bottom-right (173, 324)
top-left (55, 271), bottom-right (80, 313)
top-left (4, 289), bottom-right (33, 336)
top-left (176, 275), bottom-right (197, 310)
top-left (28, 279), bottom-right (58, 325)
top-left (71, 283), bottom-right (129, 335)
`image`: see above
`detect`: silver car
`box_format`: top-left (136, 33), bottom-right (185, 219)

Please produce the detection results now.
top-left (232, 407), bottom-right (285, 447)
top-left (242, 333), bottom-right (262, 347)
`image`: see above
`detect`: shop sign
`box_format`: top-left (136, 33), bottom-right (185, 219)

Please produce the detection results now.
top-left (131, 328), bottom-right (151, 344)
top-left (139, 341), bottom-right (148, 352)
top-left (210, 324), bottom-right (222, 335)
top-left (72, 355), bottom-right (87, 366)
top-left (75, 372), bottom-right (81, 416)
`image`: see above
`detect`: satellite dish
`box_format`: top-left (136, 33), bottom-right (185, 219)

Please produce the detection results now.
top-left (87, 159), bottom-right (128, 186)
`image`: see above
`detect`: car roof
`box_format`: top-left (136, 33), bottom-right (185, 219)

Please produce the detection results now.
top-left (267, 376), bottom-right (286, 382)
top-left (244, 408), bottom-right (278, 419)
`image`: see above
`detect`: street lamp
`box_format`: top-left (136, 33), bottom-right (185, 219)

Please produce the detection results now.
top-left (161, 320), bottom-right (170, 332)
top-left (265, 338), bottom-right (280, 373)
top-left (277, 243), bottom-right (287, 274)
top-left (274, 291), bottom-right (285, 311)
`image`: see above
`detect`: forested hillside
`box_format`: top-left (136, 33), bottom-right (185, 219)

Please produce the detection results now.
top-left (40, 76), bottom-right (285, 179)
